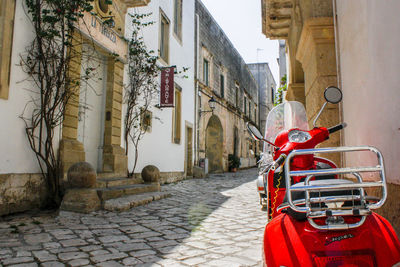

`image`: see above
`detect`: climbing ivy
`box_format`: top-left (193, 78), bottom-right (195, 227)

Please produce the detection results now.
top-left (274, 75), bottom-right (287, 106)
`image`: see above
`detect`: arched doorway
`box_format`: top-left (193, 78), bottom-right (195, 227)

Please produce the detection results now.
top-left (206, 115), bottom-right (223, 173)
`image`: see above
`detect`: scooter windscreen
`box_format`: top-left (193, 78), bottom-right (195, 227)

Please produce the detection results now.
top-left (264, 101), bottom-right (309, 146)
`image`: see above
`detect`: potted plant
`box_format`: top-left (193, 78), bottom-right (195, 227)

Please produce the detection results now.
top-left (228, 154), bottom-right (241, 172)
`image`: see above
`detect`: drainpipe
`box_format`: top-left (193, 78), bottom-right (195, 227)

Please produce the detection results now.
top-left (333, 0), bottom-right (345, 166)
top-left (194, 13), bottom-right (200, 165)
top-left (333, 0), bottom-right (341, 90)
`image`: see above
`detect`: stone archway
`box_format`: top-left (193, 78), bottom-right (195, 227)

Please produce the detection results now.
top-left (206, 115), bottom-right (223, 173)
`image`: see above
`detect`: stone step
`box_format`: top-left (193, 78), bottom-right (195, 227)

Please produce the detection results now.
top-left (103, 191), bottom-right (171, 212)
top-left (97, 183), bottom-right (160, 201)
top-left (97, 172), bottom-right (127, 179)
top-left (96, 177), bottom-right (142, 188)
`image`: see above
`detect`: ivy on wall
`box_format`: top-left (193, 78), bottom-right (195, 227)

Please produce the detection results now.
top-left (274, 74), bottom-right (287, 106)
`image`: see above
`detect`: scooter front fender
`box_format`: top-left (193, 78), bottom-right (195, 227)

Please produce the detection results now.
top-left (263, 213), bottom-right (400, 267)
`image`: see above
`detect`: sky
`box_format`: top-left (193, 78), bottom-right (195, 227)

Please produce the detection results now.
top-left (201, 0), bottom-right (280, 84)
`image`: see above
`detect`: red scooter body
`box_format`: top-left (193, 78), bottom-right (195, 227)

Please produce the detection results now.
top-left (263, 213), bottom-right (400, 267)
top-left (262, 125), bottom-right (400, 266)
top-left (248, 92), bottom-right (400, 267)
top-left (267, 127), bottom-right (332, 219)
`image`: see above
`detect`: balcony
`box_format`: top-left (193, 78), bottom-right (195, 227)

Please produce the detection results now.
top-left (261, 0), bottom-right (293, 39)
top-left (121, 0), bottom-right (151, 7)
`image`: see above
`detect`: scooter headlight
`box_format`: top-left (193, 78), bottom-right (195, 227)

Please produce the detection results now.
top-left (288, 130), bottom-right (311, 143)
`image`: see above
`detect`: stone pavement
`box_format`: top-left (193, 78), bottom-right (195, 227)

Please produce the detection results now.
top-left (0, 168), bottom-right (267, 266)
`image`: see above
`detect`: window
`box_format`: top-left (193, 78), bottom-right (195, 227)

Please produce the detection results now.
top-left (159, 10), bottom-right (170, 63)
top-left (235, 83), bottom-right (239, 108)
top-left (203, 59), bottom-right (209, 86)
top-left (254, 106), bottom-right (257, 122)
top-left (249, 140), bottom-right (253, 157)
top-left (244, 95), bottom-right (247, 115)
top-left (0, 0), bottom-right (16, 100)
top-left (173, 0), bottom-right (182, 41)
top-left (173, 85), bottom-right (182, 144)
top-left (271, 87), bottom-right (274, 104)
top-left (220, 74), bottom-right (225, 98)
top-left (249, 102), bottom-right (252, 119)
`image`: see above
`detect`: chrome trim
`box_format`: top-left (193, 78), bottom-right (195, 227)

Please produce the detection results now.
top-left (277, 195), bottom-right (380, 212)
top-left (308, 209), bottom-right (371, 218)
top-left (283, 146), bottom-right (386, 230)
top-left (290, 166), bottom-right (382, 177)
top-left (313, 102), bottom-right (327, 127)
top-left (307, 216), bottom-right (367, 230)
top-left (290, 181), bottom-right (383, 192)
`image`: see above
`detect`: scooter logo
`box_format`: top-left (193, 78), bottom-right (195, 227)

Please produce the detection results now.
top-left (325, 234), bottom-right (355, 246)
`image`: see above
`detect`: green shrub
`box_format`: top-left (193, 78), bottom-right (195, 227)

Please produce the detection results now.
top-left (228, 154), bottom-right (241, 170)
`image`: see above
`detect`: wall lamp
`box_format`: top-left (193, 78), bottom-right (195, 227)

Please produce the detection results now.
top-left (100, 15), bottom-right (115, 28)
top-left (199, 96), bottom-right (217, 115)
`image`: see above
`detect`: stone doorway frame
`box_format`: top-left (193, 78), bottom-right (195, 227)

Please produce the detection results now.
top-left (184, 121), bottom-right (194, 177)
top-left (60, 31), bottom-right (127, 178)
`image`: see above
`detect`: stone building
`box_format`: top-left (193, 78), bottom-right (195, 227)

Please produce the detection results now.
top-left (247, 63), bottom-right (276, 134)
top-left (0, 0), bottom-right (195, 215)
top-left (262, 0), bottom-right (400, 234)
top-left (195, 0), bottom-right (259, 172)
top-left (261, 0), bottom-right (340, 164)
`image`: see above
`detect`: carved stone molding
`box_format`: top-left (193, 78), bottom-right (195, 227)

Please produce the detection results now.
top-left (261, 0), bottom-right (293, 39)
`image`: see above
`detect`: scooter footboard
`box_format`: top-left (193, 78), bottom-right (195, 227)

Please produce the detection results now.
top-left (283, 146), bottom-right (386, 230)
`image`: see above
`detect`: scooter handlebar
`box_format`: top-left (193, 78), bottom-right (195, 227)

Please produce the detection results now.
top-left (270, 154), bottom-right (286, 171)
top-left (328, 122), bottom-right (347, 134)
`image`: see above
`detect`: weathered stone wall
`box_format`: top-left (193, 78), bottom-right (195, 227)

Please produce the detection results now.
top-left (196, 0), bottom-right (258, 108)
top-left (198, 94), bottom-right (257, 172)
top-left (159, 172), bottom-right (185, 184)
top-left (196, 0), bottom-right (259, 172)
top-left (247, 63), bottom-right (276, 133)
top-left (0, 174), bottom-right (48, 216)
top-left (296, 17), bottom-right (339, 164)
top-left (363, 183), bottom-right (400, 236)
top-left (130, 171), bottom-right (185, 185)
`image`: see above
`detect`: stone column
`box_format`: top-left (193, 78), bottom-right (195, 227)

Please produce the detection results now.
top-left (286, 83), bottom-right (305, 105)
top-left (102, 59), bottom-right (127, 175)
top-left (296, 17), bottom-right (341, 164)
top-left (60, 32), bottom-right (85, 178)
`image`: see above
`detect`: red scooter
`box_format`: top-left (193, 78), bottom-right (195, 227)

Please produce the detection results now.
top-left (247, 86), bottom-right (400, 266)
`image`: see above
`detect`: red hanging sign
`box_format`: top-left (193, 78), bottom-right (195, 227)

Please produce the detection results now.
top-left (160, 67), bottom-right (175, 107)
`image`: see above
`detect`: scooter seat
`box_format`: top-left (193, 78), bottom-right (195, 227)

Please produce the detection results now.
top-left (289, 179), bottom-right (358, 201)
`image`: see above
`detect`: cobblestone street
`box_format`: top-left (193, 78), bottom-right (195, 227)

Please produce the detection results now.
top-left (0, 168), bottom-right (266, 266)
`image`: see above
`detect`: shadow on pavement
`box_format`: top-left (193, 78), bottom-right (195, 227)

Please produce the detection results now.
top-left (0, 168), bottom-right (263, 266)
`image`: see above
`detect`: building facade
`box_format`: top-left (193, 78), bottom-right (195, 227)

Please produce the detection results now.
top-left (195, 0), bottom-right (259, 172)
top-left (126, 0), bottom-right (195, 182)
top-left (247, 63), bottom-right (276, 134)
top-left (262, 0), bottom-right (400, 234)
top-left (0, 0), bottom-right (195, 215)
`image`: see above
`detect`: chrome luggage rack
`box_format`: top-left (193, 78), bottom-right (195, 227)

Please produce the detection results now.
top-left (280, 146), bottom-right (387, 230)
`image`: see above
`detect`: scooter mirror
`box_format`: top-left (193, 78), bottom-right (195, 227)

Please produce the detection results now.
top-left (324, 86), bottom-right (343, 104)
top-left (246, 123), bottom-right (264, 141)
